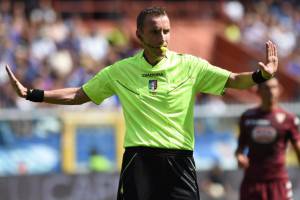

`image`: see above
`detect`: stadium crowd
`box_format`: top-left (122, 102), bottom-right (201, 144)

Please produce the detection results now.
top-left (223, 0), bottom-right (300, 79)
top-left (1, 0), bottom-right (300, 109)
top-left (0, 1), bottom-right (138, 109)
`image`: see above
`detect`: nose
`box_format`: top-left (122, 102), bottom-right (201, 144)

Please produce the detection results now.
top-left (159, 31), bottom-right (167, 46)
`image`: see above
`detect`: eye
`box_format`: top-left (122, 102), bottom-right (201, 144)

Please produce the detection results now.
top-left (163, 29), bottom-right (170, 34)
top-left (152, 30), bottom-right (160, 34)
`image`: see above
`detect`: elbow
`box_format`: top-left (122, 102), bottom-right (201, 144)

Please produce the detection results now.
top-left (226, 73), bottom-right (253, 90)
top-left (73, 99), bottom-right (88, 105)
top-left (72, 88), bottom-right (90, 105)
top-left (226, 73), bottom-right (244, 89)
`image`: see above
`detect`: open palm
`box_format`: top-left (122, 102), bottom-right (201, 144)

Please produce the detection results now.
top-left (5, 65), bottom-right (27, 98)
top-left (258, 41), bottom-right (278, 79)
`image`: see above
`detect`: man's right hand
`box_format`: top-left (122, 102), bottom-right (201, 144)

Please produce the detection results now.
top-left (5, 65), bottom-right (27, 98)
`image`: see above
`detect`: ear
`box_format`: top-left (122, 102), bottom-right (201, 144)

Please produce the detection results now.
top-left (136, 29), bottom-right (142, 40)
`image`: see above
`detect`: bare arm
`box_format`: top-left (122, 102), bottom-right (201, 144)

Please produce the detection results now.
top-left (44, 87), bottom-right (90, 105)
top-left (292, 140), bottom-right (300, 165)
top-left (6, 65), bottom-right (90, 105)
top-left (226, 72), bottom-right (255, 89)
top-left (226, 40), bottom-right (278, 89)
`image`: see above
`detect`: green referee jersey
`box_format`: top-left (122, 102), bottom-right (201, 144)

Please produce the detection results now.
top-left (83, 50), bottom-right (231, 150)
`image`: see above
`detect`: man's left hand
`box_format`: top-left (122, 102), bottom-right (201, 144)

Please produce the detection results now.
top-left (258, 40), bottom-right (278, 79)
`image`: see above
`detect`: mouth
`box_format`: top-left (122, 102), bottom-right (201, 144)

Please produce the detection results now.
top-left (159, 46), bottom-right (168, 54)
top-left (146, 45), bottom-right (168, 56)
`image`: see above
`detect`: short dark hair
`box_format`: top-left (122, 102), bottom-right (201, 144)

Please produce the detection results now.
top-left (136, 7), bottom-right (168, 31)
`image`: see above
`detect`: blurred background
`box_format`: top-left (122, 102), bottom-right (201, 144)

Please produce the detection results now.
top-left (0, 0), bottom-right (300, 199)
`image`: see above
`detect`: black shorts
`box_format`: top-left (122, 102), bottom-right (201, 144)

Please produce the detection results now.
top-left (117, 147), bottom-right (200, 200)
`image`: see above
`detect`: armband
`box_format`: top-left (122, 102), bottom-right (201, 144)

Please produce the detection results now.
top-left (26, 89), bottom-right (44, 102)
top-left (252, 70), bottom-right (270, 84)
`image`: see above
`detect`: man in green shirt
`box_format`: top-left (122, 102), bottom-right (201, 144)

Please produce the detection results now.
top-left (6, 6), bottom-right (278, 200)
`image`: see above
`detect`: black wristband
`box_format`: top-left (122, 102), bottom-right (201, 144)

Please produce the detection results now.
top-left (251, 69), bottom-right (269, 84)
top-left (26, 89), bottom-right (44, 102)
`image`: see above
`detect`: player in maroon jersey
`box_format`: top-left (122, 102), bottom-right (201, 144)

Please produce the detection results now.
top-left (235, 78), bottom-right (300, 200)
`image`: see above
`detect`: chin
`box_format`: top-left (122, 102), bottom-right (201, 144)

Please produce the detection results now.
top-left (158, 50), bottom-right (166, 57)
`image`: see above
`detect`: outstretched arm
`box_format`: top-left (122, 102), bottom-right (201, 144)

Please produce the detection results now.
top-left (226, 40), bottom-right (278, 89)
top-left (6, 65), bottom-right (90, 105)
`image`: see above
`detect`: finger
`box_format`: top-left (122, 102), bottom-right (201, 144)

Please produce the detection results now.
top-left (258, 62), bottom-right (266, 70)
top-left (270, 41), bottom-right (275, 56)
top-left (268, 41), bottom-right (273, 57)
top-left (5, 65), bottom-right (17, 81)
top-left (6, 65), bottom-right (20, 84)
top-left (267, 40), bottom-right (272, 59)
top-left (266, 41), bottom-right (270, 61)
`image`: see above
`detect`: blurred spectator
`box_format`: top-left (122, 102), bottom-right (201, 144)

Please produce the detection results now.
top-left (200, 162), bottom-right (226, 200)
top-left (222, 1), bottom-right (244, 23)
top-left (221, 0), bottom-right (300, 89)
top-left (241, 12), bottom-right (268, 51)
top-left (269, 22), bottom-right (296, 57)
top-left (224, 22), bottom-right (241, 43)
top-left (17, 161), bottom-right (28, 175)
top-left (0, 121), bottom-right (16, 147)
top-left (287, 49), bottom-right (300, 78)
top-left (89, 148), bottom-right (113, 172)
top-left (79, 25), bottom-right (109, 63)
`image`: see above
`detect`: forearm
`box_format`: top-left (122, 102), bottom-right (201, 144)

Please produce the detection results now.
top-left (226, 72), bottom-right (256, 89)
top-left (44, 87), bottom-right (89, 105)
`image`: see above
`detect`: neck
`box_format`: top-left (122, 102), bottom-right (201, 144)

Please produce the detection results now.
top-left (143, 49), bottom-right (164, 66)
top-left (260, 101), bottom-right (278, 111)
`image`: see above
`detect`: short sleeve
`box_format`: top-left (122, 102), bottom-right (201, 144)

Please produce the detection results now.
top-left (82, 67), bottom-right (115, 105)
top-left (188, 55), bottom-right (231, 95)
top-left (289, 115), bottom-right (300, 144)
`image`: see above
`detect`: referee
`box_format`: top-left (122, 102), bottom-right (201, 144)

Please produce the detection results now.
top-left (6, 6), bottom-right (278, 200)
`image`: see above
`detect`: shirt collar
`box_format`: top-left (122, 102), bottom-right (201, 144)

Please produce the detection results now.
top-left (138, 49), bottom-right (170, 59)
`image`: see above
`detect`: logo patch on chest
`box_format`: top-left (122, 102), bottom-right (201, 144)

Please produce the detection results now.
top-left (251, 126), bottom-right (277, 144)
top-left (149, 80), bottom-right (158, 92)
top-left (275, 113), bottom-right (286, 124)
